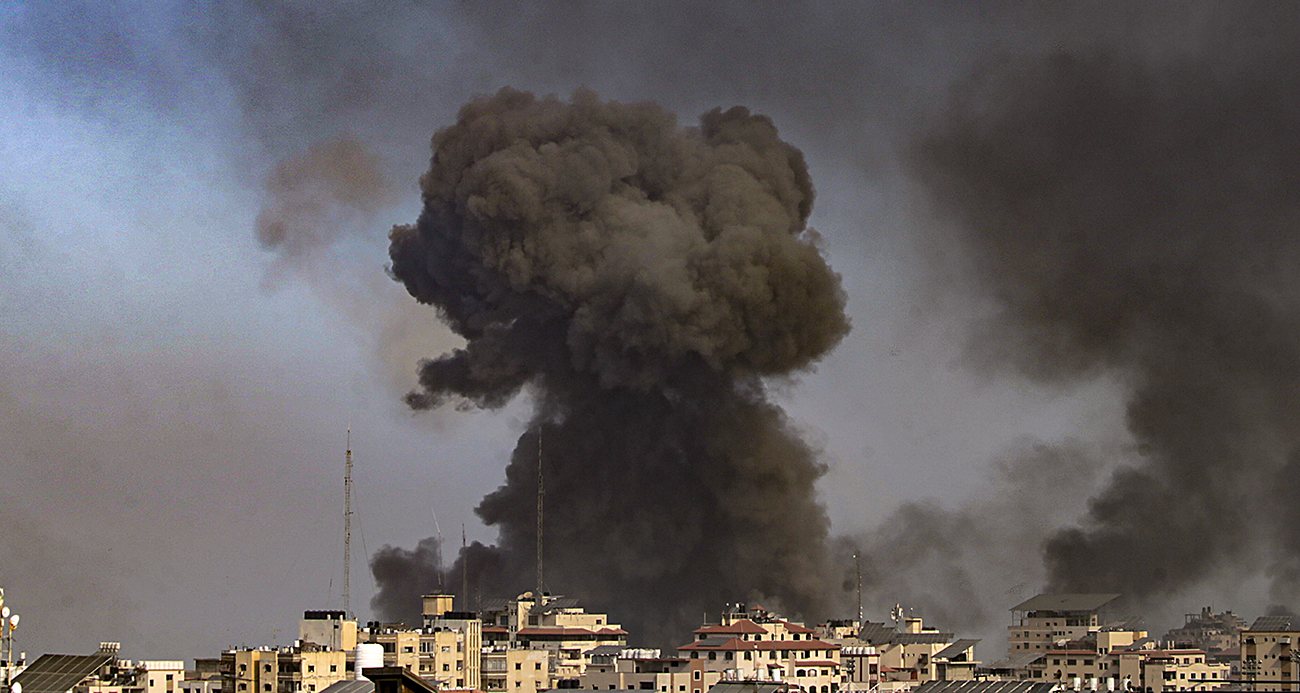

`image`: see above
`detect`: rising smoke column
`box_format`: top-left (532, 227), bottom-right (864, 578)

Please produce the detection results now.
top-left (911, 50), bottom-right (1300, 604)
top-left (379, 88), bottom-right (849, 640)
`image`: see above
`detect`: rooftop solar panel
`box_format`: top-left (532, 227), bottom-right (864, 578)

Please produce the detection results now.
top-left (11, 653), bottom-right (114, 693)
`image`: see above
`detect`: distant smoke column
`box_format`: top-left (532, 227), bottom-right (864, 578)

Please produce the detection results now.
top-left (385, 88), bottom-right (849, 639)
top-left (911, 52), bottom-right (1300, 600)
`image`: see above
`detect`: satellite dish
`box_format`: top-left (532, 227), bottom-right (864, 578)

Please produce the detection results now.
top-left (1, 606), bottom-right (9, 618)
top-left (12, 682), bottom-right (20, 693)
top-left (9, 614), bottom-right (18, 628)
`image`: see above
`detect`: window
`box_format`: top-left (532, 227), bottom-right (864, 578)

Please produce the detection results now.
top-left (446, 665), bottom-right (453, 672)
top-left (694, 672), bottom-right (701, 681)
top-left (307, 667), bottom-right (315, 673)
top-left (536, 664), bottom-right (542, 671)
top-left (167, 676), bottom-right (174, 682)
top-left (264, 685), bottom-right (272, 692)
top-left (329, 666), bottom-right (337, 673)
top-left (515, 663), bottom-right (522, 671)
top-left (265, 665), bottom-right (272, 673)
top-left (239, 685), bottom-right (247, 691)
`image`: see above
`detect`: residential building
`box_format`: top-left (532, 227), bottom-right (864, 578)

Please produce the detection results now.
top-left (1165, 610), bottom-right (1245, 655)
top-left (1241, 614), bottom-right (1300, 692)
top-left (300, 612), bottom-right (359, 653)
top-left (1006, 595), bottom-right (1121, 658)
top-left (220, 644), bottom-right (348, 693)
top-left (856, 618), bottom-right (977, 691)
top-left (677, 605), bottom-right (841, 693)
top-left (837, 647), bottom-right (878, 693)
top-left (362, 594), bottom-right (483, 690)
top-left (481, 648), bottom-right (549, 693)
top-left (581, 647), bottom-right (712, 693)
top-left (479, 592), bottom-right (625, 684)
top-left (1140, 650), bottom-right (1229, 692)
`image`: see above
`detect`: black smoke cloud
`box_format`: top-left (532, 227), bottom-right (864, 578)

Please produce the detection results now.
top-left (372, 88), bottom-right (849, 642)
top-left (911, 46), bottom-right (1300, 605)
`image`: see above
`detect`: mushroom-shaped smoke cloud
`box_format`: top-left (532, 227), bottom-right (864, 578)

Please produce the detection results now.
top-left (377, 88), bottom-right (849, 641)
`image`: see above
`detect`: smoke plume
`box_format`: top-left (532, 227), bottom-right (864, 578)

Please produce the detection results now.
top-left (911, 49), bottom-right (1300, 605)
top-left (373, 88), bottom-right (849, 642)
top-left (255, 136), bottom-right (390, 258)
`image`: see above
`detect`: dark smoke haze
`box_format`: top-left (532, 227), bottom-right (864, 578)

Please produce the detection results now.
top-left (372, 88), bottom-right (849, 642)
top-left (912, 46), bottom-right (1300, 608)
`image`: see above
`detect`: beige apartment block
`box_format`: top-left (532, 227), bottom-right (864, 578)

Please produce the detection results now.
top-left (1242, 615), bottom-right (1300, 692)
top-left (581, 647), bottom-right (716, 693)
top-left (221, 644), bottom-right (349, 693)
top-left (366, 593), bottom-right (482, 690)
top-left (1140, 650), bottom-right (1229, 692)
top-left (479, 592), bottom-right (625, 684)
top-left (139, 661), bottom-right (185, 693)
top-left (1006, 595), bottom-right (1121, 658)
top-left (482, 647), bottom-right (550, 693)
top-left (855, 617), bottom-right (978, 690)
top-left (299, 612), bottom-right (358, 652)
top-left (677, 606), bottom-right (841, 693)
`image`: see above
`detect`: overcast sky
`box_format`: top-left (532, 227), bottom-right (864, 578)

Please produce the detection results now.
top-left (3, 1), bottom-right (1294, 663)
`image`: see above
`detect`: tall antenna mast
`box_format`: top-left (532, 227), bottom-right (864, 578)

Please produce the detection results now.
top-left (854, 550), bottom-right (862, 623)
top-left (461, 523), bottom-right (468, 611)
top-left (536, 428), bottom-right (544, 596)
top-left (344, 428), bottom-right (354, 618)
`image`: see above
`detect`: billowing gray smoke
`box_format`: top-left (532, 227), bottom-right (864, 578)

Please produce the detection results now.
top-left (911, 49), bottom-right (1300, 605)
top-left (373, 88), bottom-right (849, 641)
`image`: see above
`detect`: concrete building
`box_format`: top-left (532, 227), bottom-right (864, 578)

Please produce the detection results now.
top-left (1139, 650), bottom-right (1229, 692)
top-left (855, 618), bottom-right (977, 691)
top-left (479, 592), bottom-right (625, 685)
top-left (1241, 614), bottom-right (1300, 692)
top-left (837, 647), bottom-right (878, 693)
top-left (300, 613), bottom-right (358, 653)
top-left (1164, 609), bottom-right (1245, 655)
top-left (1006, 595), bottom-right (1121, 659)
top-left (581, 647), bottom-right (711, 693)
top-left (363, 594), bottom-right (483, 690)
top-left (677, 605), bottom-right (841, 693)
top-left (480, 647), bottom-right (549, 693)
top-left (220, 644), bottom-right (349, 693)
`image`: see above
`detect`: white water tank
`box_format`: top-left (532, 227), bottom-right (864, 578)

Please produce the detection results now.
top-left (355, 643), bottom-right (384, 680)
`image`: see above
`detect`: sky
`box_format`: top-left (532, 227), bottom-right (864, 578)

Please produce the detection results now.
top-left (2, 0), bottom-right (1298, 664)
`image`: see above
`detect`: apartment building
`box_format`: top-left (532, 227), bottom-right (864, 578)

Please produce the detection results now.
top-left (1165, 610), bottom-right (1245, 654)
top-left (482, 648), bottom-right (550, 693)
top-left (1139, 650), bottom-right (1229, 692)
top-left (479, 592), bottom-right (625, 684)
top-left (582, 647), bottom-right (713, 693)
top-left (677, 605), bottom-right (840, 693)
top-left (221, 644), bottom-right (348, 693)
top-left (1007, 595), bottom-right (1121, 658)
top-left (364, 594), bottom-right (482, 690)
top-left (1241, 614), bottom-right (1300, 692)
top-left (856, 618), bottom-right (977, 692)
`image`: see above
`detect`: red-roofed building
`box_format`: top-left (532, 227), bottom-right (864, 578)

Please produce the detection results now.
top-left (678, 606), bottom-right (841, 693)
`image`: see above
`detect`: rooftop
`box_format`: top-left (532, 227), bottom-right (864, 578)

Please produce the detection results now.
top-left (1010, 594), bottom-right (1121, 613)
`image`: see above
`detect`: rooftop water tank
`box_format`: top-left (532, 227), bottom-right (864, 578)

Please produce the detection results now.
top-left (355, 643), bottom-right (384, 681)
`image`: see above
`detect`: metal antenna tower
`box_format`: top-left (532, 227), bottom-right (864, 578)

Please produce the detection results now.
top-left (854, 550), bottom-right (862, 623)
top-left (461, 523), bottom-right (468, 611)
top-left (343, 429), bottom-right (354, 618)
top-left (536, 428), bottom-right (544, 596)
